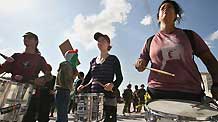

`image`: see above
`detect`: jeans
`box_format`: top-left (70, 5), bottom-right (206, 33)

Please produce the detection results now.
top-left (22, 96), bottom-right (40, 122)
top-left (103, 105), bottom-right (117, 122)
top-left (55, 89), bottom-right (70, 122)
top-left (38, 95), bottom-right (53, 122)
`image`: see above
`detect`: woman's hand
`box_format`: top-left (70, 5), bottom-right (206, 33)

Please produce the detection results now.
top-left (34, 77), bottom-right (46, 86)
top-left (49, 90), bottom-right (56, 95)
top-left (135, 59), bottom-right (147, 72)
top-left (14, 75), bottom-right (23, 81)
top-left (6, 57), bottom-right (15, 63)
top-left (104, 83), bottom-right (114, 92)
top-left (77, 85), bottom-right (84, 93)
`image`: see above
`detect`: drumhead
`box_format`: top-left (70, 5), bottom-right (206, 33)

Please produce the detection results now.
top-left (147, 99), bottom-right (218, 119)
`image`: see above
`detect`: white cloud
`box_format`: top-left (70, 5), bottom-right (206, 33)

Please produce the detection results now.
top-left (140, 15), bottom-right (152, 26)
top-left (209, 30), bottom-right (218, 41)
top-left (68, 0), bottom-right (132, 50)
top-left (0, 0), bottom-right (32, 14)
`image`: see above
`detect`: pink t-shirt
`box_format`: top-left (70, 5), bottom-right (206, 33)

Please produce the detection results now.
top-left (140, 28), bottom-right (209, 94)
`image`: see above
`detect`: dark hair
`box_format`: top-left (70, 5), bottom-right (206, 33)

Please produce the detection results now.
top-left (127, 84), bottom-right (131, 88)
top-left (157, 0), bottom-right (183, 24)
top-left (107, 45), bottom-right (112, 51)
top-left (78, 72), bottom-right (84, 78)
top-left (47, 64), bottom-right (52, 71)
top-left (23, 32), bottom-right (41, 54)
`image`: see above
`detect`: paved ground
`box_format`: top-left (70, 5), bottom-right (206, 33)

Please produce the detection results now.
top-left (49, 103), bottom-right (147, 122)
top-left (49, 103), bottom-right (215, 122)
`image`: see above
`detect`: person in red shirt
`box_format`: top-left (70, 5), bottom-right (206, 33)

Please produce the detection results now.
top-left (0, 32), bottom-right (52, 122)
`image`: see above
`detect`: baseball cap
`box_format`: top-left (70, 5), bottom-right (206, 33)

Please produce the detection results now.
top-left (94, 32), bottom-right (110, 44)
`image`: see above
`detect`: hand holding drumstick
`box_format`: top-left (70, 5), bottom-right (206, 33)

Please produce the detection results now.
top-left (135, 58), bottom-right (175, 77)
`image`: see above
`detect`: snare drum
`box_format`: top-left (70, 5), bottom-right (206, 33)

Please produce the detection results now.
top-left (0, 78), bottom-right (33, 122)
top-left (146, 99), bottom-right (218, 122)
top-left (75, 93), bottom-right (104, 122)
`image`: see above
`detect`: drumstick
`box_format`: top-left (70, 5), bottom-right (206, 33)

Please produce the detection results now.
top-left (0, 53), bottom-right (15, 62)
top-left (81, 80), bottom-right (113, 92)
top-left (93, 81), bottom-right (113, 92)
top-left (145, 67), bottom-right (175, 77)
top-left (0, 53), bottom-right (8, 59)
top-left (134, 64), bottom-right (175, 77)
top-left (0, 72), bottom-right (6, 77)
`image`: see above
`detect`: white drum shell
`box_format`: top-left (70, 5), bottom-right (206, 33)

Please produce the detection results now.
top-left (0, 78), bottom-right (33, 122)
top-left (75, 93), bottom-right (104, 122)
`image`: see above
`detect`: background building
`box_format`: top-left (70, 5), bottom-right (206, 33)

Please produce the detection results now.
top-left (201, 72), bottom-right (213, 97)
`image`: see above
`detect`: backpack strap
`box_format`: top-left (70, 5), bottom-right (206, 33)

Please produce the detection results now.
top-left (182, 29), bottom-right (196, 55)
top-left (183, 29), bottom-right (205, 92)
top-left (145, 35), bottom-right (155, 60)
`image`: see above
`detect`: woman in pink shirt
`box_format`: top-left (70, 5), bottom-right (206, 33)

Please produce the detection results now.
top-left (135, 0), bottom-right (218, 102)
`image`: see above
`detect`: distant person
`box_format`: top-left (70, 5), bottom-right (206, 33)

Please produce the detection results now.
top-left (77, 32), bottom-right (123, 122)
top-left (122, 84), bottom-right (133, 115)
top-left (132, 85), bottom-right (139, 112)
top-left (38, 64), bottom-right (56, 122)
top-left (68, 71), bottom-right (84, 114)
top-left (137, 84), bottom-right (146, 112)
top-left (135, 0), bottom-right (218, 102)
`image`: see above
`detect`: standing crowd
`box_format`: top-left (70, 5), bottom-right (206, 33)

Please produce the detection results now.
top-left (122, 84), bottom-right (147, 115)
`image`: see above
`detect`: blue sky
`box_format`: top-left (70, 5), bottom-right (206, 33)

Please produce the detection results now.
top-left (0, 0), bottom-right (218, 92)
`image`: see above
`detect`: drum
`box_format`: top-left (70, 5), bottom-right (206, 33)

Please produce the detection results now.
top-left (0, 78), bottom-right (34, 122)
top-left (75, 93), bottom-right (104, 122)
top-left (146, 99), bottom-right (218, 122)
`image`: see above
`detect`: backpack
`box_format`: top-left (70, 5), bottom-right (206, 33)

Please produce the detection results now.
top-left (145, 29), bottom-right (195, 60)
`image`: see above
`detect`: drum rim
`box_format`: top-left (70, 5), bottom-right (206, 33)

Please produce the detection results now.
top-left (146, 99), bottom-right (218, 121)
top-left (0, 77), bottom-right (33, 86)
top-left (77, 93), bottom-right (104, 96)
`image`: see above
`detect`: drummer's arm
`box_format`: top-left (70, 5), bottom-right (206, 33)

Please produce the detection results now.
top-left (198, 50), bottom-right (218, 99)
top-left (0, 62), bottom-right (11, 75)
top-left (77, 68), bottom-right (91, 92)
top-left (82, 68), bottom-right (92, 85)
top-left (113, 57), bottom-right (123, 89)
top-left (198, 50), bottom-right (218, 84)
